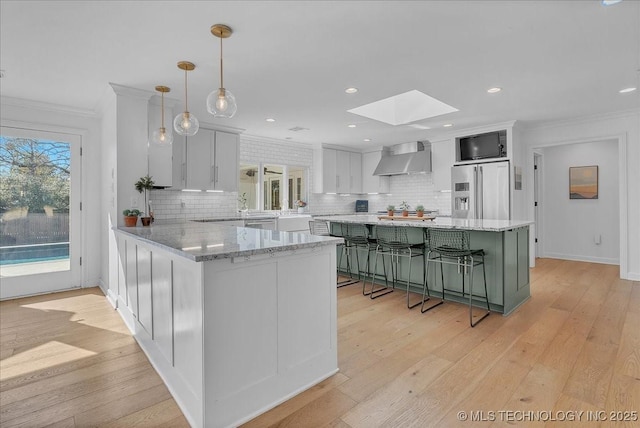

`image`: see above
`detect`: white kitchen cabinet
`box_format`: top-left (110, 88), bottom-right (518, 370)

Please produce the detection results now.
top-left (361, 150), bottom-right (389, 194)
top-left (349, 152), bottom-right (362, 194)
top-left (148, 100), bottom-right (185, 188)
top-left (431, 138), bottom-right (455, 191)
top-left (137, 245), bottom-right (152, 338)
top-left (185, 128), bottom-right (239, 191)
top-left (314, 148), bottom-right (361, 194)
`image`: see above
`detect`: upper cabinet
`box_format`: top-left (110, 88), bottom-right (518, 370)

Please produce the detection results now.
top-left (148, 101), bottom-right (184, 188)
top-left (362, 150), bottom-right (390, 194)
top-left (314, 148), bottom-right (361, 194)
top-left (431, 138), bottom-right (455, 191)
top-left (185, 129), bottom-right (239, 192)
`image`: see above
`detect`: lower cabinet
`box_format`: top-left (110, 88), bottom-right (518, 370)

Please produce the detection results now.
top-left (115, 231), bottom-right (337, 428)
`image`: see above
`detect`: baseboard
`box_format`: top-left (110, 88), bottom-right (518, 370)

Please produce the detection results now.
top-left (544, 253), bottom-right (619, 266)
top-left (627, 272), bottom-right (640, 281)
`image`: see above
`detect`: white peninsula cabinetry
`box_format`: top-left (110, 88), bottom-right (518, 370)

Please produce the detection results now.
top-left (314, 148), bottom-right (362, 194)
top-left (114, 223), bottom-right (340, 428)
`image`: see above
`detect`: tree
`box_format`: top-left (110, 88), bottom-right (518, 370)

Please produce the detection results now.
top-left (0, 137), bottom-right (71, 213)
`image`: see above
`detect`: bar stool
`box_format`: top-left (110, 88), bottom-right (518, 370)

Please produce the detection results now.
top-left (340, 223), bottom-right (376, 289)
top-left (419, 228), bottom-right (445, 313)
top-left (318, 221), bottom-right (359, 287)
top-left (423, 228), bottom-right (490, 327)
top-left (366, 225), bottom-right (426, 307)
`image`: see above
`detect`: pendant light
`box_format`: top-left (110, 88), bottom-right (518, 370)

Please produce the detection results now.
top-left (206, 24), bottom-right (237, 118)
top-left (173, 61), bottom-right (199, 136)
top-left (150, 86), bottom-right (174, 146)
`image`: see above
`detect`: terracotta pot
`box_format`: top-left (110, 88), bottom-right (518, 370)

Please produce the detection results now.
top-left (416, 211), bottom-right (424, 218)
top-left (141, 216), bottom-right (152, 226)
top-left (402, 210), bottom-right (409, 217)
top-left (387, 210), bottom-right (394, 217)
top-left (124, 216), bottom-right (138, 227)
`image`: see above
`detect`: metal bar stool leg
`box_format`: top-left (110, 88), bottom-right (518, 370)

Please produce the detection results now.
top-left (469, 254), bottom-right (490, 327)
top-left (420, 251), bottom-right (444, 313)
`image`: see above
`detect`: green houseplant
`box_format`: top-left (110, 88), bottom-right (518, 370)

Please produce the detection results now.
top-left (134, 175), bottom-right (155, 226)
top-left (415, 204), bottom-right (425, 218)
top-left (387, 205), bottom-right (395, 216)
top-left (123, 209), bottom-right (141, 227)
top-left (399, 201), bottom-right (410, 217)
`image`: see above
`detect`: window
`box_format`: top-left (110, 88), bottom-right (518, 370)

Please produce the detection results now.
top-left (238, 163), bottom-right (307, 211)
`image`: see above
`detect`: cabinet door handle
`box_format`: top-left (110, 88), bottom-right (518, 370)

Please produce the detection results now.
top-left (215, 166), bottom-right (219, 183)
top-left (336, 175), bottom-right (339, 188)
top-left (211, 166), bottom-right (215, 183)
top-left (181, 163), bottom-right (185, 182)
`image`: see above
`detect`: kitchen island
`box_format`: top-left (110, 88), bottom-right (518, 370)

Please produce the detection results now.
top-left (114, 222), bottom-right (342, 428)
top-left (316, 215), bottom-right (532, 315)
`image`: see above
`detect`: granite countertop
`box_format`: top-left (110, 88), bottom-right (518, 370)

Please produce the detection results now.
top-left (314, 215), bottom-right (532, 232)
top-left (116, 222), bottom-right (342, 262)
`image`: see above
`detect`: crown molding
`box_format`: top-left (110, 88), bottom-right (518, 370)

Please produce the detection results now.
top-left (241, 133), bottom-right (313, 148)
top-left (108, 83), bottom-right (154, 100)
top-left (199, 122), bottom-right (246, 135)
top-left (148, 94), bottom-right (181, 108)
top-left (0, 96), bottom-right (98, 118)
top-left (523, 108), bottom-right (640, 131)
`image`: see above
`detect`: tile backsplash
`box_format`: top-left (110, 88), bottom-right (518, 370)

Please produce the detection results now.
top-left (151, 138), bottom-right (451, 221)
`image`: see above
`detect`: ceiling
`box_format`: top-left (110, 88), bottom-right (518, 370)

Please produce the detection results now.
top-left (1, 1), bottom-right (639, 149)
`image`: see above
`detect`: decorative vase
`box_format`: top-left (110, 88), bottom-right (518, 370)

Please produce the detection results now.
top-left (402, 210), bottom-right (409, 217)
top-left (298, 207), bottom-right (304, 214)
top-left (416, 211), bottom-right (424, 218)
top-left (141, 217), bottom-right (152, 226)
top-left (124, 216), bottom-right (138, 227)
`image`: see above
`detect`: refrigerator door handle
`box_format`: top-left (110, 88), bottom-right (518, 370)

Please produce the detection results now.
top-left (477, 165), bottom-right (483, 219)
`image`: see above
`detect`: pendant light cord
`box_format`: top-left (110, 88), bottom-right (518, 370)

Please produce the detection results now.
top-left (184, 69), bottom-right (189, 112)
top-left (220, 36), bottom-right (224, 89)
top-left (161, 92), bottom-right (165, 127)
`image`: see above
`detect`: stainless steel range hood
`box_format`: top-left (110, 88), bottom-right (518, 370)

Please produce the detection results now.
top-left (373, 141), bottom-right (431, 176)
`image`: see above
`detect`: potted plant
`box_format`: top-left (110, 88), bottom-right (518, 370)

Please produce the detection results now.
top-left (399, 201), bottom-right (410, 217)
top-left (134, 175), bottom-right (155, 226)
top-left (387, 205), bottom-right (395, 216)
top-left (296, 200), bottom-right (307, 214)
top-left (416, 204), bottom-right (425, 218)
top-left (238, 192), bottom-right (248, 212)
top-left (122, 209), bottom-right (141, 227)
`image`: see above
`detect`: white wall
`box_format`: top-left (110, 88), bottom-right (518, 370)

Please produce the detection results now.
top-left (540, 140), bottom-right (619, 264)
top-left (0, 98), bottom-right (103, 287)
top-left (522, 109), bottom-right (640, 280)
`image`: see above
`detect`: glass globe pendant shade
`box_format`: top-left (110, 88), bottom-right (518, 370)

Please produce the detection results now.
top-left (150, 127), bottom-right (174, 146)
top-left (206, 87), bottom-right (237, 118)
top-left (174, 111), bottom-right (199, 136)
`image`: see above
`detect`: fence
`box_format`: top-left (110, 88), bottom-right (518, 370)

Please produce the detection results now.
top-left (0, 213), bottom-right (70, 246)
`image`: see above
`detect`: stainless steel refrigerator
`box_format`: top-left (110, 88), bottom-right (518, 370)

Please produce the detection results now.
top-left (451, 160), bottom-right (510, 220)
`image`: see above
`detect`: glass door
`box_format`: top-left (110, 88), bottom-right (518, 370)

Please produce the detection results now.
top-left (0, 126), bottom-right (82, 299)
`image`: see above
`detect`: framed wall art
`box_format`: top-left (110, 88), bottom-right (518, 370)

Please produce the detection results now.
top-left (569, 165), bottom-right (598, 199)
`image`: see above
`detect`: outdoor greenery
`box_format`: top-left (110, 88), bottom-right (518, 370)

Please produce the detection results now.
top-left (0, 137), bottom-right (70, 214)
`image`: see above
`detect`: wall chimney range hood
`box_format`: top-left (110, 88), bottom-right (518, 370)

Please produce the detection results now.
top-left (373, 141), bottom-right (431, 176)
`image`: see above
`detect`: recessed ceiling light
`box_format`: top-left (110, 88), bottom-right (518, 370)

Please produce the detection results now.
top-left (487, 87), bottom-right (502, 93)
top-left (363, 138), bottom-right (371, 142)
top-left (619, 87), bottom-right (637, 93)
top-left (345, 87), bottom-right (358, 94)
top-left (348, 124), bottom-right (357, 128)
top-left (602, 0), bottom-right (622, 5)
top-left (443, 123), bottom-right (453, 128)
top-left (265, 118), bottom-right (275, 122)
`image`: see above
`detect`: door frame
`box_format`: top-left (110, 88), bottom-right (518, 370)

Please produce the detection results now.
top-left (527, 133), bottom-right (627, 278)
top-left (0, 122), bottom-right (85, 299)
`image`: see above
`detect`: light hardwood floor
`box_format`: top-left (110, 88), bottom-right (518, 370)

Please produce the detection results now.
top-left (1, 259), bottom-right (638, 427)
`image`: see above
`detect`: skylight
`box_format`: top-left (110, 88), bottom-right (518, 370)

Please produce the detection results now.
top-left (347, 90), bottom-right (458, 126)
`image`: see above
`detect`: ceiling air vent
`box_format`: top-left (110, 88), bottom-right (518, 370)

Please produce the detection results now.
top-left (288, 126), bottom-right (309, 132)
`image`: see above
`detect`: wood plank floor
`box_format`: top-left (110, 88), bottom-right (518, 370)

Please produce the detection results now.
top-left (0, 259), bottom-right (638, 427)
